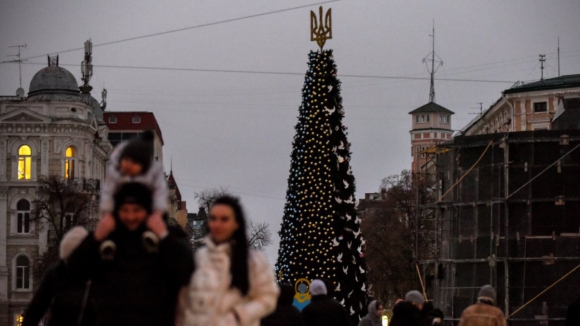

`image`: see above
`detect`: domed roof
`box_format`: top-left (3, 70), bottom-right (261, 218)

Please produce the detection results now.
top-left (28, 65), bottom-right (79, 96)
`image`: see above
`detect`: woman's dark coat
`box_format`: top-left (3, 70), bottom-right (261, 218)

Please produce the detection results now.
top-left (262, 284), bottom-right (304, 326)
top-left (22, 262), bottom-right (95, 326)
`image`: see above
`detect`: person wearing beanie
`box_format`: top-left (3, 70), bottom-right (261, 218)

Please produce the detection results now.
top-left (23, 227), bottom-right (95, 326)
top-left (99, 130), bottom-right (168, 254)
top-left (390, 290), bottom-right (424, 326)
top-left (458, 285), bottom-right (506, 326)
top-left (302, 279), bottom-right (351, 326)
top-left (358, 300), bottom-right (383, 326)
top-left (67, 182), bottom-right (194, 326)
top-left (262, 283), bottom-right (305, 326)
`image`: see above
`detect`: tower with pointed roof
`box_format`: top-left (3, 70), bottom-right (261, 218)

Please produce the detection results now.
top-left (409, 102), bottom-right (454, 173)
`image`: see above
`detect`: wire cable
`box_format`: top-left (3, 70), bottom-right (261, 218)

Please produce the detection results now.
top-left (0, 0), bottom-right (340, 64)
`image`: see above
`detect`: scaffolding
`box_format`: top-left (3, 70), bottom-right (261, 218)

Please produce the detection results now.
top-left (418, 129), bottom-right (580, 326)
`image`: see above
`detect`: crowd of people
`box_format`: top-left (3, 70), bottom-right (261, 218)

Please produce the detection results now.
top-left (19, 132), bottom-right (574, 326)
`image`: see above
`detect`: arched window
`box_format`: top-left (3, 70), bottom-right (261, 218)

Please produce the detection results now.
top-left (65, 146), bottom-right (75, 179)
top-left (16, 199), bottom-right (30, 234)
top-left (18, 145), bottom-right (31, 180)
top-left (15, 255), bottom-right (30, 289)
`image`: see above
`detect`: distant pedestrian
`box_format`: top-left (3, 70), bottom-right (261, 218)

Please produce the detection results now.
top-left (358, 300), bottom-right (383, 326)
top-left (262, 283), bottom-right (304, 326)
top-left (23, 227), bottom-right (94, 326)
top-left (176, 195), bottom-right (279, 326)
top-left (390, 290), bottom-right (424, 326)
top-left (302, 279), bottom-right (351, 326)
top-left (68, 182), bottom-right (194, 326)
top-left (458, 285), bottom-right (506, 326)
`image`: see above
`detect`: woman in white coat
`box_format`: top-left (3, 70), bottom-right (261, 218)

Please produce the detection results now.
top-left (177, 196), bottom-right (279, 326)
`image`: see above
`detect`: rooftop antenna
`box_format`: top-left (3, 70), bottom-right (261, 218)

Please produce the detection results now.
top-left (422, 21), bottom-right (443, 103)
top-left (469, 103), bottom-right (483, 117)
top-left (8, 44), bottom-right (27, 95)
top-left (80, 39), bottom-right (93, 94)
top-left (557, 37), bottom-right (560, 77)
top-left (100, 87), bottom-right (107, 110)
top-left (539, 54), bottom-right (546, 81)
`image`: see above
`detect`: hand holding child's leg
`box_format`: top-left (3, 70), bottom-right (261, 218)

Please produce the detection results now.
top-left (95, 213), bottom-right (116, 241)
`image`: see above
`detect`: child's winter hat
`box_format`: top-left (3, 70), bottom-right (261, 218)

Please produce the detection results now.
top-left (60, 226), bottom-right (88, 261)
top-left (120, 130), bottom-right (155, 173)
top-left (404, 290), bottom-right (425, 305)
top-left (114, 182), bottom-right (153, 216)
top-left (477, 285), bottom-right (497, 304)
top-left (310, 279), bottom-right (328, 296)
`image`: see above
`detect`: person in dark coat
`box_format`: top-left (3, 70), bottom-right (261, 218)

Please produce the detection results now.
top-left (23, 227), bottom-right (94, 326)
top-left (302, 279), bottom-right (351, 326)
top-left (67, 182), bottom-right (194, 326)
top-left (567, 295), bottom-right (580, 326)
top-left (262, 283), bottom-right (304, 326)
top-left (358, 300), bottom-right (383, 326)
top-left (390, 290), bottom-right (443, 326)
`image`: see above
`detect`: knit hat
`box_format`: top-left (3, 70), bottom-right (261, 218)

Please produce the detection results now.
top-left (120, 130), bottom-right (155, 174)
top-left (477, 285), bottom-right (497, 304)
top-left (310, 279), bottom-right (328, 296)
top-left (113, 182), bottom-right (153, 216)
top-left (404, 290), bottom-right (425, 305)
top-left (60, 226), bottom-right (88, 261)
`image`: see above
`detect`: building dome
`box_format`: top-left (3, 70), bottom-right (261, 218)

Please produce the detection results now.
top-left (28, 65), bottom-right (79, 97)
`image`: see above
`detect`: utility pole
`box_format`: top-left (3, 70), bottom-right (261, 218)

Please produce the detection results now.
top-left (8, 44), bottom-right (27, 91)
top-left (422, 21), bottom-right (443, 103)
top-left (539, 54), bottom-right (546, 81)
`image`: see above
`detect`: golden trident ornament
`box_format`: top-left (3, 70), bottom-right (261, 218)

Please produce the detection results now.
top-left (310, 6), bottom-right (332, 50)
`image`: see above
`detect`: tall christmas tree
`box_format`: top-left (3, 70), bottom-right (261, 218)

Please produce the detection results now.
top-left (275, 7), bottom-right (367, 320)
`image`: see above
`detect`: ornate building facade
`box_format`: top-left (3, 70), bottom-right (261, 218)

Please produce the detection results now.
top-left (0, 56), bottom-right (112, 325)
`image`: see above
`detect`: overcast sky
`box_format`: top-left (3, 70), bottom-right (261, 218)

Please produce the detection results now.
top-left (2, 0), bottom-right (580, 263)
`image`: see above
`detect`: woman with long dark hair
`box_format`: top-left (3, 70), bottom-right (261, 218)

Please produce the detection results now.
top-left (177, 195), bottom-right (279, 326)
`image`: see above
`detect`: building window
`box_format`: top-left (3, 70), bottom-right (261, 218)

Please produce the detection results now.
top-left (415, 115), bottom-right (419, 123)
top-left (426, 114), bottom-right (430, 122)
top-left (64, 213), bottom-right (73, 231)
top-left (534, 102), bottom-right (547, 113)
top-left (132, 115), bottom-right (141, 124)
top-left (440, 115), bottom-right (449, 123)
top-left (108, 115), bottom-right (117, 123)
top-left (18, 145), bottom-right (32, 180)
top-left (15, 314), bottom-right (24, 326)
top-left (15, 255), bottom-right (30, 289)
top-left (65, 147), bottom-right (75, 179)
top-left (16, 199), bottom-right (30, 234)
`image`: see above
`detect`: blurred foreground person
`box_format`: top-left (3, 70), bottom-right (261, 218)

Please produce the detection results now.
top-left (176, 195), bottom-right (279, 326)
top-left (262, 283), bottom-right (304, 326)
top-left (458, 285), bottom-right (506, 326)
top-left (68, 182), bottom-right (194, 326)
top-left (23, 227), bottom-right (93, 326)
top-left (302, 279), bottom-right (351, 326)
top-left (358, 300), bottom-right (383, 326)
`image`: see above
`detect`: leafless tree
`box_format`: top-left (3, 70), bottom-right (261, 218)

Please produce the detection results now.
top-left (248, 221), bottom-right (272, 251)
top-left (31, 175), bottom-right (99, 282)
top-left (194, 186), bottom-right (230, 212)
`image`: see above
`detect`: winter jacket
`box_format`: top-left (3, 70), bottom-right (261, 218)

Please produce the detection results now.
top-left (99, 141), bottom-right (168, 214)
top-left (67, 224), bottom-right (194, 326)
top-left (262, 284), bottom-right (304, 326)
top-left (302, 295), bottom-right (351, 326)
top-left (358, 300), bottom-right (381, 326)
top-left (176, 236), bottom-right (279, 326)
top-left (458, 302), bottom-right (506, 326)
top-left (389, 301), bottom-right (423, 326)
top-left (22, 262), bottom-right (95, 326)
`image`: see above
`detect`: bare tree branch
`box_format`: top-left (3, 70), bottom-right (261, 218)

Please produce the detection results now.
top-left (248, 221), bottom-right (272, 251)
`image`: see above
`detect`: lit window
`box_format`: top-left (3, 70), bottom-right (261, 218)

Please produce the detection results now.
top-left (108, 116), bottom-right (117, 123)
top-left (18, 145), bottom-right (31, 180)
top-left (65, 147), bottom-right (75, 179)
top-left (132, 116), bottom-right (141, 123)
top-left (15, 314), bottom-right (24, 326)
top-left (534, 102), bottom-right (547, 113)
top-left (16, 255), bottom-right (30, 289)
top-left (16, 199), bottom-right (30, 234)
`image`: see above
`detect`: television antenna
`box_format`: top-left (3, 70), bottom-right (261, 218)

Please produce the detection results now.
top-left (422, 21), bottom-right (443, 103)
top-left (469, 103), bottom-right (483, 117)
top-left (7, 44), bottom-right (27, 92)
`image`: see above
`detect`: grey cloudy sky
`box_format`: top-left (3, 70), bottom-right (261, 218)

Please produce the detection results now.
top-left (1, 0), bottom-right (580, 263)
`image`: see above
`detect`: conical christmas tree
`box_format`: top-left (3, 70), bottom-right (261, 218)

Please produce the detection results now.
top-left (276, 49), bottom-right (367, 320)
